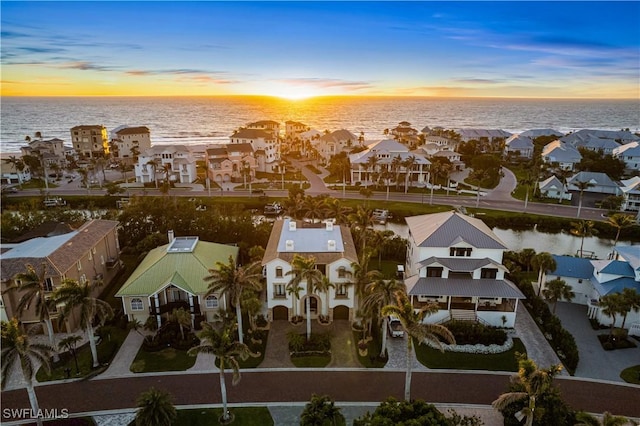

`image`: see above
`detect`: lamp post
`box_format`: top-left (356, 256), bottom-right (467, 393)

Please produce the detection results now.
top-left (281, 164), bottom-right (285, 191)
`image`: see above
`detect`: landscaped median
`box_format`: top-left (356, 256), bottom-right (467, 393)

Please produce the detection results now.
top-left (288, 331), bottom-right (332, 368)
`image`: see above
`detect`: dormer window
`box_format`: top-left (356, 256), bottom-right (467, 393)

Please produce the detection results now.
top-left (481, 268), bottom-right (498, 279)
top-left (450, 247), bottom-right (472, 257)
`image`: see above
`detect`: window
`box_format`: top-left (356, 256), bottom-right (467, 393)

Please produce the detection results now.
top-left (44, 278), bottom-right (54, 292)
top-left (274, 284), bottom-right (286, 298)
top-left (449, 247), bottom-right (472, 257)
top-left (131, 298), bottom-right (143, 311)
top-left (336, 284), bottom-right (347, 297)
top-left (275, 267), bottom-right (283, 278)
top-left (338, 267), bottom-right (347, 278)
top-left (205, 295), bottom-right (219, 308)
top-left (426, 267), bottom-right (443, 278)
top-left (481, 268), bottom-right (498, 279)
top-left (316, 264), bottom-right (326, 275)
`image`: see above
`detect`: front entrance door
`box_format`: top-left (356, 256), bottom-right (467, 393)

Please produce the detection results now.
top-left (308, 296), bottom-right (318, 315)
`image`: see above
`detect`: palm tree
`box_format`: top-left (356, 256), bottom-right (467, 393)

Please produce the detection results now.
top-left (188, 322), bottom-right (250, 423)
top-left (348, 206), bottom-right (375, 255)
top-left (542, 278), bottom-right (575, 313)
top-left (146, 159), bottom-right (160, 188)
top-left (402, 155), bottom-right (417, 193)
top-left (391, 155), bottom-right (403, 190)
top-left (1, 318), bottom-right (54, 426)
top-left (600, 293), bottom-right (625, 337)
top-left (134, 387), bottom-right (177, 426)
top-left (492, 356), bottom-right (563, 426)
top-left (203, 256), bottom-right (263, 344)
top-left (366, 154), bottom-right (379, 186)
top-left (570, 220), bottom-right (598, 258)
top-left (322, 197), bottom-right (352, 224)
top-left (286, 280), bottom-right (303, 319)
top-left (58, 335), bottom-right (83, 374)
top-left (349, 253), bottom-right (382, 301)
top-left (381, 291), bottom-right (455, 401)
top-left (2, 263), bottom-right (57, 358)
top-left (53, 279), bottom-right (113, 368)
top-left (303, 196), bottom-right (326, 223)
top-left (520, 173), bottom-right (535, 212)
top-left (286, 255), bottom-right (324, 341)
top-left (300, 394), bottom-right (343, 426)
top-left (361, 278), bottom-right (405, 357)
top-left (619, 288), bottom-right (640, 329)
top-left (316, 276), bottom-right (334, 318)
top-left (171, 308), bottom-right (192, 341)
top-left (574, 180), bottom-right (594, 218)
top-left (4, 156), bottom-right (26, 187)
top-left (606, 214), bottom-right (636, 246)
top-left (575, 411), bottom-right (630, 426)
top-left (532, 252), bottom-right (557, 297)
top-left (555, 168), bottom-right (573, 204)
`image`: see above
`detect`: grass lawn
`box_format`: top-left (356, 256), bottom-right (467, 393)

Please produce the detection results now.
top-left (173, 407), bottom-right (273, 426)
top-left (371, 259), bottom-right (402, 279)
top-left (353, 331), bottom-right (387, 368)
top-left (130, 346), bottom-right (197, 373)
top-left (21, 178), bottom-right (58, 189)
top-left (36, 327), bottom-right (128, 382)
top-left (214, 331), bottom-right (269, 369)
top-left (414, 338), bottom-right (526, 372)
top-left (291, 355), bottom-right (331, 368)
top-left (620, 365), bottom-right (640, 384)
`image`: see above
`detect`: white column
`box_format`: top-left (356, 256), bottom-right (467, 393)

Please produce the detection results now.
top-left (188, 294), bottom-right (195, 328)
top-left (154, 294), bottom-right (161, 329)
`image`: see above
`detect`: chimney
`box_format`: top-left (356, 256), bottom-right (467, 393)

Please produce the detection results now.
top-left (168, 230), bottom-right (175, 242)
top-left (289, 221), bottom-right (297, 232)
top-left (326, 221), bottom-right (334, 231)
top-left (327, 240), bottom-right (336, 251)
top-left (285, 240), bottom-right (294, 251)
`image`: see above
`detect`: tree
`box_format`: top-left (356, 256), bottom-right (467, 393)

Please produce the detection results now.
top-left (531, 252), bottom-right (556, 297)
top-left (381, 291), bottom-right (455, 401)
top-left (401, 155), bottom-right (417, 193)
top-left (303, 196), bottom-right (326, 223)
top-left (542, 279), bottom-right (575, 313)
top-left (3, 156), bottom-right (26, 187)
top-left (146, 159), bottom-right (160, 188)
top-left (573, 180), bottom-right (594, 218)
top-left (361, 278), bottom-right (405, 357)
top-left (53, 279), bottom-right (113, 368)
top-left (286, 255), bottom-right (324, 341)
top-left (316, 276), bottom-right (335, 318)
top-left (366, 155), bottom-right (379, 186)
top-left (570, 220), bottom-right (598, 258)
top-left (599, 293), bottom-right (626, 337)
top-left (619, 288), bottom-right (640, 329)
top-left (134, 387), bottom-right (177, 426)
top-left (353, 397), bottom-right (450, 426)
top-left (171, 308), bottom-right (192, 341)
top-left (300, 394), bottom-right (344, 426)
top-left (204, 256), bottom-right (263, 344)
top-left (2, 263), bottom-right (57, 359)
top-left (348, 206), bottom-right (375, 255)
top-left (323, 197), bottom-right (352, 224)
top-left (188, 322), bottom-right (250, 424)
top-left (492, 356), bottom-right (563, 426)
top-left (574, 411), bottom-right (630, 426)
top-left (58, 335), bottom-right (82, 374)
top-left (1, 318), bottom-right (54, 426)
top-left (520, 173), bottom-right (535, 212)
top-left (606, 214), bottom-right (636, 246)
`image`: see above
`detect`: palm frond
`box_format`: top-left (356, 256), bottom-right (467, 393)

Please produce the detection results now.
top-left (491, 391), bottom-right (528, 410)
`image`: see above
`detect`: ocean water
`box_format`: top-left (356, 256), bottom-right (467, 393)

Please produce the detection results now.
top-left (1, 96), bottom-right (639, 154)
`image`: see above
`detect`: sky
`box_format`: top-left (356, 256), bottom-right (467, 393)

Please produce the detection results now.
top-left (1, 1), bottom-right (639, 99)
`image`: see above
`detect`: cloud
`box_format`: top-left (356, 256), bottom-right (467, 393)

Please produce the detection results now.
top-left (0, 30), bottom-right (31, 38)
top-left (277, 78), bottom-right (373, 91)
top-left (18, 46), bottom-right (66, 54)
top-left (451, 78), bottom-right (504, 85)
top-left (60, 61), bottom-right (118, 72)
top-left (125, 68), bottom-right (226, 76)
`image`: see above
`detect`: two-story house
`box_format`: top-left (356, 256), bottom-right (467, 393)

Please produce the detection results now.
top-left (285, 121), bottom-right (310, 139)
top-left (70, 125), bottom-right (109, 159)
top-left (0, 220), bottom-right (121, 331)
top-left (262, 219), bottom-right (359, 322)
top-left (504, 134), bottom-right (534, 158)
top-left (613, 142), bottom-right (640, 172)
top-left (541, 140), bottom-right (582, 171)
top-left (311, 129), bottom-right (360, 162)
top-left (404, 211), bottom-right (525, 327)
top-left (112, 126), bottom-right (151, 163)
top-left (230, 128), bottom-right (279, 173)
top-left (135, 145), bottom-right (197, 184)
top-left (206, 143), bottom-right (256, 184)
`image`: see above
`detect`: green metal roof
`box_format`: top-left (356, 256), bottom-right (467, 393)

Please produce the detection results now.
top-left (116, 240), bottom-right (238, 297)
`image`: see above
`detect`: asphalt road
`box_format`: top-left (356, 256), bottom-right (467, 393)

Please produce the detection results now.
top-left (2, 370), bottom-right (639, 422)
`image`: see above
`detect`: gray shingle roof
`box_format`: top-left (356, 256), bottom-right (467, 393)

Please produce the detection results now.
top-left (405, 276), bottom-right (525, 298)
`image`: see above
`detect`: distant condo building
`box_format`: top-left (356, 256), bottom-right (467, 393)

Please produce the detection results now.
top-left (111, 126), bottom-right (151, 163)
top-left (70, 125), bottom-right (109, 159)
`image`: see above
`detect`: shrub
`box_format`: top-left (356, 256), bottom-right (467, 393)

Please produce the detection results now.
top-left (443, 320), bottom-right (507, 346)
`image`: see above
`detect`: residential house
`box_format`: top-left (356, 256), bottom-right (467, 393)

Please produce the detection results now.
top-left (70, 125), bottom-right (110, 159)
top-left (246, 120), bottom-right (280, 138)
top-left (391, 121), bottom-right (419, 144)
top-left (404, 211), bottom-right (525, 327)
top-left (546, 255), bottom-right (594, 305)
top-left (261, 219), bottom-right (358, 322)
top-left (111, 126), bottom-right (151, 163)
top-left (20, 138), bottom-right (68, 168)
top-left (457, 129), bottom-right (512, 142)
top-left (230, 127), bottom-right (279, 172)
top-left (562, 129), bottom-right (640, 146)
top-left (0, 220), bottom-right (121, 331)
top-left (311, 129), bottom-right (360, 162)
top-left (569, 136), bottom-right (620, 154)
top-left (135, 145), bottom-right (197, 184)
top-left (541, 140), bottom-right (582, 170)
top-left (619, 176), bottom-right (640, 212)
top-left (567, 171), bottom-right (620, 195)
top-left (538, 176), bottom-right (571, 201)
top-left (613, 142), bottom-right (640, 172)
top-left (206, 143), bottom-right (256, 184)
top-left (285, 121), bottom-right (309, 139)
top-left (504, 134), bottom-right (534, 158)
top-left (116, 234), bottom-right (239, 328)
top-left (0, 158), bottom-right (31, 186)
top-left (349, 139), bottom-right (430, 187)
top-left (520, 129), bottom-right (564, 138)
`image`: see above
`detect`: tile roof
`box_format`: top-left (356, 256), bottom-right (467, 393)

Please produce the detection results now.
top-left (405, 276), bottom-right (525, 299)
top-left (231, 128), bottom-right (273, 139)
top-left (116, 240), bottom-right (238, 297)
top-left (550, 255), bottom-right (594, 279)
top-left (405, 211), bottom-right (507, 249)
top-left (115, 126), bottom-right (150, 135)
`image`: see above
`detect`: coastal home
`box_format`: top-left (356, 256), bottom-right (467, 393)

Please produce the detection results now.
top-left (116, 234), bottom-right (238, 328)
top-left (206, 143), bottom-right (256, 184)
top-left (70, 125), bottom-right (110, 159)
top-left (613, 142), bottom-right (640, 172)
top-left (569, 136), bottom-right (620, 154)
top-left (504, 134), bottom-right (534, 158)
top-left (404, 211), bottom-right (525, 327)
top-left (562, 129), bottom-right (640, 146)
top-left (229, 127), bottom-right (279, 172)
top-left (538, 176), bottom-right (571, 201)
top-left (0, 220), bottom-right (121, 331)
top-left (541, 140), bottom-right (582, 171)
top-left (20, 138), bottom-right (67, 168)
top-left (391, 121), bottom-right (419, 144)
top-left (311, 129), bottom-right (360, 162)
top-left (567, 171), bottom-right (620, 195)
top-left (285, 121), bottom-right (309, 139)
top-left (246, 120), bottom-right (280, 138)
top-left (520, 129), bottom-right (564, 138)
top-left (619, 176), bottom-right (640, 213)
top-left (111, 126), bottom-right (151, 163)
top-left (135, 145), bottom-right (197, 184)
top-left (261, 218), bottom-right (358, 322)
top-left (457, 129), bottom-right (512, 142)
top-left (550, 247), bottom-right (640, 330)
top-left (349, 139), bottom-right (430, 187)
top-left (0, 158), bottom-right (31, 186)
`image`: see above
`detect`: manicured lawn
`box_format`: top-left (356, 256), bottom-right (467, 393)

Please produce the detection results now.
top-left (353, 331), bottom-right (387, 368)
top-left (414, 338), bottom-right (526, 372)
top-left (36, 327), bottom-right (128, 382)
top-left (173, 407), bottom-right (273, 426)
top-left (372, 259), bottom-right (402, 279)
top-left (130, 346), bottom-right (197, 373)
top-left (291, 355), bottom-right (331, 367)
top-left (620, 365), bottom-right (640, 384)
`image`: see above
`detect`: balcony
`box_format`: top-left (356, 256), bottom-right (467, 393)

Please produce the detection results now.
top-left (149, 300), bottom-right (201, 316)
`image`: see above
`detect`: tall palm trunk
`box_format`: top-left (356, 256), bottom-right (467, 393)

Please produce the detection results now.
top-left (87, 324), bottom-right (99, 368)
top-left (306, 298), bottom-right (312, 341)
top-left (219, 360), bottom-right (230, 421)
top-left (380, 317), bottom-right (388, 358)
top-left (235, 303), bottom-right (244, 344)
top-left (44, 318), bottom-right (59, 362)
top-left (404, 337), bottom-right (413, 401)
top-left (26, 384), bottom-right (44, 426)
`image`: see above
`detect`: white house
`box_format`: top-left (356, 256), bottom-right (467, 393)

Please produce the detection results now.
top-left (457, 129), bottom-right (512, 142)
top-left (620, 176), bottom-right (640, 212)
top-left (567, 172), bottom-right (620, 195)
top-left (613, 142), bottom-right (640, 172)
top-left (230, 127), bottom-right (279, 172)
top-left (112, 126), bottom-right (151, 162)
top-left (538, 176), bottom-right (571, 201)
top-left (261, 218), bottom-right (359, 322)
top-left (135, 145), bottom-right (197, 184)
top-left (504, 134), bottom-right (534, 158)
top-left (541, 140), bottom-right (582, 170)
top-left (311, 129), bottom-right (360, 162)
top-left (404, 211), bottom-right (525, 327)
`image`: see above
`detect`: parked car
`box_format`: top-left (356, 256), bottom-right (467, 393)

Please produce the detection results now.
top-left (387, 315), bottom-right (404, 338)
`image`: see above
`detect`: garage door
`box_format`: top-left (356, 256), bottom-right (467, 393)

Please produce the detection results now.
top-left (272, 305), bottom-right (288, 320)
top-left (333, 305), bottom-right (349, 320)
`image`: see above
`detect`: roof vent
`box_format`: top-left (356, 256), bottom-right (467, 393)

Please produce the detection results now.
top-left (326, 221), bottom-right (334, 231)
top-left (285, 240), bottom-right (294, 251)
top-left (328, 240), bottom-right (336, 251)
top-left (289, 221), bottom-right (297, 232)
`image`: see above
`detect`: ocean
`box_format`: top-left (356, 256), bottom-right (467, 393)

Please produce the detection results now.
top-left (1, 96), bottom-right (639, 154)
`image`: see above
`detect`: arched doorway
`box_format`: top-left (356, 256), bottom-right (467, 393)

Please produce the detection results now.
top-left (333, 305), bottom-right (349, 320)
top-left (272, 305), bottom-right (288, 321)
top-left (302, 295), bottom-right (320, 318)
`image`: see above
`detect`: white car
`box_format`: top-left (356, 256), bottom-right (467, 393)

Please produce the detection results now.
top-left (387, 315), bottom-right (404, 338)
